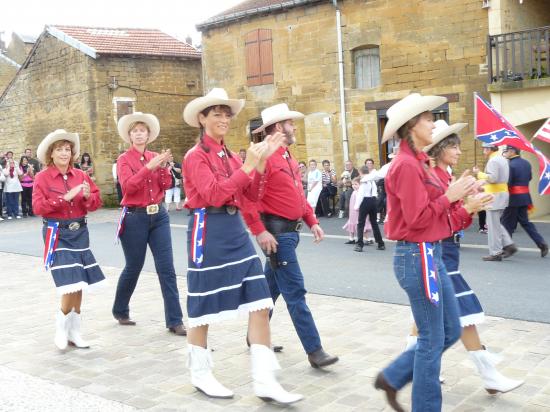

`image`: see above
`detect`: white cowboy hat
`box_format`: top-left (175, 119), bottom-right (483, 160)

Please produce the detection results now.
top-left (183, 88), bottom-right (245, 128)
top-left (252, 103), bottom-right (305, 134)
top-left (381, 93), bottom-right (447, 143)
top-left (37, 129), bottom-right (80, 165)
top-left (423, 120), bottom-right (467, 153)
top-left (117, 112), bottom-right (160, 144)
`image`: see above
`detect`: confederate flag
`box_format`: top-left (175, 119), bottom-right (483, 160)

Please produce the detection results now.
top-left (533, 118), bottom-right (550, 144)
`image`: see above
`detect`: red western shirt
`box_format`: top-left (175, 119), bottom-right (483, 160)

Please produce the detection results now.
top-left (33, 165), bottom-right (102, 219)
top-left (385, 139), bottom-right (470, 243)
top-left (183, 134), bottom-right (262, 210)
top-left (117, 146), bottom-right (172, 207)
top-left (242, 146), bottom-right (319, 235)
top-left (432, 166), bottom-right (473, 232)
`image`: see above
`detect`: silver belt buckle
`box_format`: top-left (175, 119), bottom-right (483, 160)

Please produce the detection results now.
top-left (226, 206), bottom-right (237, 215)
top-left (68, 222), bottom-right (80, 231)
top-left (146, 204), bottom-right (159, 215)
top-left (295, 221), bottom-right (303, 232)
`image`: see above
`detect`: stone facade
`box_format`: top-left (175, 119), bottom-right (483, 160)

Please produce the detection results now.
top-left (199, 0), bottom-right (489, 172)
top-left (0, 55), bottom-right (18, 96)
top-left (5, 33), bottom-right (35, 65)
top-left (0, 31), bottom-right (202, 204)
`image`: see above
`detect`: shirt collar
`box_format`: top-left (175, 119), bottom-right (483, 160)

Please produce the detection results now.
top-left (47, 165), bottom-right (76, 178)
top-left (203, 134), bottom-right (225, 151)
top-left (488, 151), bottom-right (500, 159)
top-left (128, 146), bottom-right (147, 159)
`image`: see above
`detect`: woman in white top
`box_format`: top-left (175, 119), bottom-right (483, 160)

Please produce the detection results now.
top-left (306, 159), bottom-right (322, 209)
top-left (2, 151), bottom-right (23, 219)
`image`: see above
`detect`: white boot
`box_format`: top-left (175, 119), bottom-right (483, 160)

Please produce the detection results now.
top-left (250, 344), bottom-right (303, 405)
top-left (67, 310), bottom-right (90, 349)
top-left (187, 344), bottom-right (233, 398)
top-left (469, 350), bottom-right (524, 394)
top-left (55, 310), bottom-right (69, 350)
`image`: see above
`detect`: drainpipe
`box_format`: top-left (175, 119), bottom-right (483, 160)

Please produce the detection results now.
top-left (333, 0), bottom-right (349, 162)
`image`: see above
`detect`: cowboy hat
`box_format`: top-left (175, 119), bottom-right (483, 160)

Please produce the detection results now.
top-left (37, 129), bottom-right (80, 164)
top-left (117, 112), bottom-right (160, 144)
top-left (252, 103), bottom-right (305, 134)
top-left (183, 88), bottom-right (245, 128)
top-left (381, 93), bottom-right (447, 143)
top-left (423, 120), bottom-right (467, 153)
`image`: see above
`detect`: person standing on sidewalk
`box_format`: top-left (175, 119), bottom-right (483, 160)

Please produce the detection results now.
top-left (473, 143), bottom-right (517, 261)
top-left (33, 130), bottom-right (106, 350)
top-left (373, 93), bottom-right (485, 412)
top-left (112, 112), bottom-right (187, 336)
top-left (182, 89), bottom-right (302, 404)
top-left (245, 103), bottom-right (339, 370)
top-left (2, 151), bottom-right (23, 219)
top-left (501, 145), bottom-right (548, 257)
top-left (354, 165), bottom-right (385, 252)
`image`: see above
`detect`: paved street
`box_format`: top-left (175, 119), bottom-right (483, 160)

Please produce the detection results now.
top-left (0, 209), bottom-right (549, 411)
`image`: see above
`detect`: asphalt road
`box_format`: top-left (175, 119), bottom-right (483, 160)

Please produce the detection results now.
top-left (1, 210), bottom-right (548, 323)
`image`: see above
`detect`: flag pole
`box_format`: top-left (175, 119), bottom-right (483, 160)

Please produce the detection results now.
top-left (473, 92), bottom-right (478, 166)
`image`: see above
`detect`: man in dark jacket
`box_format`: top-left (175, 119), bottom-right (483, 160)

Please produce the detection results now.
top-left (502, 146), bottom-right (548, 257)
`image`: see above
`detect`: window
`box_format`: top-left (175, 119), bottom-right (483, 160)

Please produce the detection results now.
top-left (249, 118), bottom-right (263, 143)
top-left (245, 29), bottom-right (273, 87)
top-left (354, 47), bottom-right (381, 89)
top-left (113, 98), bottom-right (135, 121)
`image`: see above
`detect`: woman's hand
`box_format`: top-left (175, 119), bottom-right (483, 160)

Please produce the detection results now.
top-left (63, 184), bottom-right (84, 201)
top-left (262, 132), bottom-right (285, 160)
top-left (241, 143), bottom-right (264, 174)
top-left (146, 150), bottom-right (171, 171)
top-left (445, 170), bottom-right (477, 203)
top-left (463, 193), bottom-right (494, 214)
top-left (82, 181), bottom-right (91, 199)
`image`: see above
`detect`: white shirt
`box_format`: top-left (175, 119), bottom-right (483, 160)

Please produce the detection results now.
top-left (354, 178), bottom-right (378, 210)
top-left (2, 166), bottom-right (23, 192)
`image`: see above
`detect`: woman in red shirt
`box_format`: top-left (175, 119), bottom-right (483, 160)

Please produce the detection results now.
top-left (182, 88), bottom-right (301, 404)
top-left (373, 94), bottom-right (490, 412)
top-left (33, 130), bottom-right (105, 351)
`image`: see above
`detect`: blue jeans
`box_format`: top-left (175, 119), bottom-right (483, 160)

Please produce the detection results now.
top-left (112, 207), bottom-right (183, 328)
top-left (5, 192), bottom-right (20, 217)
top-left (383, 241), bottom-right (461, 412)
top-left (264, 231), bottom-right (322, 354)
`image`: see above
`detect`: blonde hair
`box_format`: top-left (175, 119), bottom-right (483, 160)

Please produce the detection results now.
top-left (127, 121), bottom-right (150, 140)
top-left (46, 140), bottom-right (75, 167)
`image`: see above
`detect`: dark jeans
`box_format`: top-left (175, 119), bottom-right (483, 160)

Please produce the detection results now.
top-left (318, 186), bottom-right (336, 216)
top-left (112, 207), bottom-right (183, 327)
top-left (0, 188), bottom-right (3, 217)
top-left (338, 187), bottom-right (353, 215)
top-left (264, 231), bottom-right (322, 354)
top-left (356, 197), bottom-right (384, 247)
top-left (502, 205), bottom-right (545, 246)
top-left (5, 192), bottom-right (20, 217)
top-left (21, 186), bottom-right (33, 216)
top-left (478, 210), bottom-right (487, 230)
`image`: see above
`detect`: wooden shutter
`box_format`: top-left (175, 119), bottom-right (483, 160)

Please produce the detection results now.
top-left (245, 29), bottom-right (273, 86)
top-left (116, 100), bottom-right (134, 120)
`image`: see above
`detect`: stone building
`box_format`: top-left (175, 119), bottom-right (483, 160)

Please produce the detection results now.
top-left (0, 32), bottom-right (35, 95)
top-left (0, 25), bottom-right (202, 203)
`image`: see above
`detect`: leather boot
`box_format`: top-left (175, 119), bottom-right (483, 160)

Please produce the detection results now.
top-left (67, 309), bottom-right (90, 349)
top-left (250, 344), bottom-right (303, 404)
top-left (55, 310), bottom-right (70, 350)
top-left (539, 243), bottom-right (548, 258)
top-left (187, 344), bottom-right (233, 398)
top-left (374, 372), bottom-right (405, 412)
top-left (501, 244), bottom-right (518, 258)
top-left (308, 348), bottom-right (339, 368)
top-left (469, 349), bottom-right (524, 394)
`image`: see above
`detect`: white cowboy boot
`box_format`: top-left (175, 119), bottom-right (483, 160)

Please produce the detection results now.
top-left (187, 344), bottom-right (233, 398)
top-left (54, 310), bottom-right (69, 350)
top-left (250, 344), bottom-right (303, 404)
top-left (67, 310), bottom-right (90, 349)
top-left (469, 349), bottom-right (524, 394)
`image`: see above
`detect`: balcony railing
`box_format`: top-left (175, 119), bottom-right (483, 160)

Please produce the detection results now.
top-left (488, 26), bottom-right (550, 83)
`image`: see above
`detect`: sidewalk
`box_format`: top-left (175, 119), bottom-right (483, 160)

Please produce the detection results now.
top-left (0, 251), bottom-right (549, 411)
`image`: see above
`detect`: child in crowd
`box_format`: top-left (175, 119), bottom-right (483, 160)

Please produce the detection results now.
top-left (342, 177), bottom-right (373, 244)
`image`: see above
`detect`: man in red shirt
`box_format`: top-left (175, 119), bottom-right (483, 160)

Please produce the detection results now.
top-left (243, 103), bottom-right (339, 369)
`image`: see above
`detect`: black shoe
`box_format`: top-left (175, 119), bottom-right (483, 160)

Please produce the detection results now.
top-left (501, 244), bottom-right (518, 258)
top-left (539, 243), bottom-right (548, 258)
top-left (374, 372), bottom-right (405, 412)
top-left (354, 245), bottom-right (363, 252)
top-left (482, 254), bottom-right (502, 262)
top-left (308, 348), bottom-right (338, 368)
top-left (365, 239), bottom-right (374, 246)
top-left (344, 240), bottom-right (356, 245)
top-left (115, 316), bottom-right (136, 325)
top-left (377, 243), bottom-right (386, 250)
top-left (168, 324), bottom-right (187, 336)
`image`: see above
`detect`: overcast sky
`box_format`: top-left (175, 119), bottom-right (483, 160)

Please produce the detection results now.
top-left (0, 0), bottom-right (244, 47)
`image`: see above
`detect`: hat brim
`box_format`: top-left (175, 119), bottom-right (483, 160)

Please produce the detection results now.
top-left (252, 111), bottom-right (305, 134)
top-left (117, 113), bottom-right (160, 144)
top-left (423, 123), bottom-right (467, 153)
top-left (183, 96), bottom-right (245, 128)
top-left (381, 95), bottom-right (447, 143)
top-left (37, 130), bottom-right (80, 165)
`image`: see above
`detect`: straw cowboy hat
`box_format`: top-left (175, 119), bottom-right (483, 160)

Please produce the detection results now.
top-left (423, 120), bottom-right (467, 153)
top-left (117, 112), bottom-right (160, 144)
top-left (252, 103), bottom-right (305, 134)
top-left (183, 88), bottom-right (245, 128)
top-left (381, 93), bottom-right (447, 143)
top-left (37, 129), bottom-right (80, 164)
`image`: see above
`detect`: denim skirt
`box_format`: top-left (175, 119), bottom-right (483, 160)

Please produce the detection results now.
top-left (42, 219), bottom-right (106, 296)
top-left (186, 211), bottom-right (273, 327)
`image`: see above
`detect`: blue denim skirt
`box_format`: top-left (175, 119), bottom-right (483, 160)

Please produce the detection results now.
top-left (186, 211), bottom-right (273, 327)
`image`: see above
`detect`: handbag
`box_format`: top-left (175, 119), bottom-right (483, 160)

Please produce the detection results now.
top-left (327, 183), bottom-right (337, 196)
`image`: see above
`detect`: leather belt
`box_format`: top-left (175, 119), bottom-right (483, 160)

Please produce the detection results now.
top-left (126, 203), bottom-right (162, 214)
top-left (43, 218), bottom-right (86, 231)
top-left (205, 205), bottom-right (238, 215)
top-left (261, 213), bottom-right (303, 235)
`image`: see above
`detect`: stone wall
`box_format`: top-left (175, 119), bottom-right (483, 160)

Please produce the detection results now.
top-left (200, 0), bottom-right (489, 172)
top-left (0, 56), bottom-right (18, 96)
top-left (6, 33), bottom-right (33, 65)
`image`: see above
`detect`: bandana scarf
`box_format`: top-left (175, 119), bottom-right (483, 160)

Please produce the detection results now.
top-left (191, 208), bottom-right (206, 268)
top-left (44, 221), bottom-right (60, 270)
top-left (115, 206), bottom-right (128, 244)
top-left (419, 242), bottom-right (439, 306)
